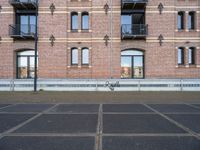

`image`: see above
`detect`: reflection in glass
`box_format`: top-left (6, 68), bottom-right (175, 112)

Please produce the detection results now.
top-left (121, 57), bottom-right (132, 78)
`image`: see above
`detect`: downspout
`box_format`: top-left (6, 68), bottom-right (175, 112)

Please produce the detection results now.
top-left (34, 0), bottom-right (38, 92)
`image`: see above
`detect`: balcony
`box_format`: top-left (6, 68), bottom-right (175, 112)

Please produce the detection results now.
top-left (121, 24), bottom-right (148, 39)
top-left (9, 0), bottom-right (37, 9)
top-left (121, 0), bottom-right (148, 9)
top-left (9, 24), bottom-right (36, 39)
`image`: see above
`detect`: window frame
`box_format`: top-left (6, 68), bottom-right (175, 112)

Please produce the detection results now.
top-left (81, 48), bottom-right (89, 65)
top-left (71, 48), bottom-right (78, 65)
top-left (178, 47), bottom-right (185, 65)
top-left (81, 12), bottom-right (89, 30)
top-left (178, 11), bottom-right (184, 30)
top-left (188, 11), bottom-right (195, 30)
top-left (71, 12), bottom-right (78, 31)
top-left (188, 47), bottom-right (195, 65)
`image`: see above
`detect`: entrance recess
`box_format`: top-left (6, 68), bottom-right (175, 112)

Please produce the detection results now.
top-left (121, 50), bottom-right (144, 79)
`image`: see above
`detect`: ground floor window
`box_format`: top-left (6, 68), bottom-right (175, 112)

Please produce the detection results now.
top-left (121, 50), bottom-right (144, 79)
top-left (17, 50), bottom-right (37, 79)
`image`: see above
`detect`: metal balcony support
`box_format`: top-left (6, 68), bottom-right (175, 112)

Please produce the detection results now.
top-left (121, 24), bottom-right (148, 39)
top-left (121, 0), bottom-right (148, 9)
top-left (9, 0), bottom-right (37, 9)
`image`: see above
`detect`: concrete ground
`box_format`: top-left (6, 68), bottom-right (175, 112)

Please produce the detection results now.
top-left (0, 103), bottom-right (200, 150)
top-left (0, 91), bottom-right (200, 103)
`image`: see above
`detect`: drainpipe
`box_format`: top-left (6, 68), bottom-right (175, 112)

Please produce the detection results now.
top-left (110, 0), bottom-right (113, 79)
top-left (34, 0), bottom-right (38, 92)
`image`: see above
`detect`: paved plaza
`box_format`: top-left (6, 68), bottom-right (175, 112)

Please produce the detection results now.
top-left (0, 103), bottom-right (200, 150)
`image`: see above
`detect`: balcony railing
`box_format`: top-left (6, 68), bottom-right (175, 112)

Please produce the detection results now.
top-left (9, 0), bottom-right (37, 9)
top-left (121, 24), bottom-right (148, 39)
top-left (9, 24), bottom-right (36, 39)
top-left (121, 0), bottom-right (148, 9)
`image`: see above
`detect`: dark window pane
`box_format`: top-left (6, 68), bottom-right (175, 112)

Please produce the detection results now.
top-left (188, 12), bottom-right (195, 30)
top-left (188, 48), bottom-right (195, 64)
top-left (178, 12), bottom-right (184, 30)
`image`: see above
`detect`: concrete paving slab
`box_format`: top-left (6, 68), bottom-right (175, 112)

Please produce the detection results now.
top-left (0, 136), bottom-right (95, 150)
top-left (14, 114), bottom-right (98, 133)
top-left (0, 114), bottom-right (35, 133)
top-left (49, 104), bottom-right (99, 113)
top-left (0, 104), bottom-right (11, 109)
top-left (103, 104), bottom-right (153, 113)
top-left (166, 114), bottom-right (200, 133)
top-left (103, 136), bottom-right (200, 150)
top-left (103, 114), bottom-right (186, 133)
top-left (0, 104), bottom-right (54, 113)
top-left (148, 104), bottom-right (200, 113)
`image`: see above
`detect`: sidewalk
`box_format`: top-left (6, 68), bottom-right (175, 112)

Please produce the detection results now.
top-left (0, 91), bottom-right (199, 103)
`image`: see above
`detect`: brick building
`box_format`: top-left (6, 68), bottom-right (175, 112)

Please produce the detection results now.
top-left (0, 0), bottom-right (200, 79)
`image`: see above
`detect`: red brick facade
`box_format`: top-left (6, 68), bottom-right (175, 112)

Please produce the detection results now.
top-left (0, 0), bottom-right (199, 79)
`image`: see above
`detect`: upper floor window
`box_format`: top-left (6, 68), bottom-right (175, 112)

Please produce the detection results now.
top-left (188, 47), bottom-right (195, 65)
top-left (81, 12), bottom-right (89, 30)
top-left (178, 47), bottom-right (184, 65)
top-left (82, 48), bottom-right (89, 65)
top-left (178, 12), bottom-right (184, 30)
top-left (71, 12), bottom-right (78, 30)
top-left (71, 48), bottom-right (78, 65)
top-left (188, 12), bottom-right (195, 30)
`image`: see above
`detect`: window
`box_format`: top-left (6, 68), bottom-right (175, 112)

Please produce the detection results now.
top-left (17, 50), bottom-right (38, 79)
top-left (188, 12), bottom-right (195, 30)
top-left (178, 48), bottom-right (184, 65)
top-left (82, 12), bottom-right (89, 30)
top-left (82, 48), bottom-right (89, 65)
top-left (16, 14), bottom-right (36, 35)
top-left (178, 12), bottom-right (184, 30)
top-left (188, 47), bottom-right (195, 65)
top-left (71, 12), bottom-right (78, 30)
top-left (71, 48), bottom-right (78, 65)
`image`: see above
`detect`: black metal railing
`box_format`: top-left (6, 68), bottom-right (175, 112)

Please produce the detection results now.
top-left (9, 24), bottom-right (36, 38)
top-left (121, 24), bottom-right (148, 38)
top-left (122, 0), bottom-right (148, 3)
top-left (9, 0), bottom-right (37, 8)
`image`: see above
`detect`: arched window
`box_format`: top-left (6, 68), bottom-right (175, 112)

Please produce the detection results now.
top-left (71, 48), bottom-right (78, 65)
top-left (178, 47), bottom-right (184, 65)
top-left (188, 47), bottom-right (195, 65)
top-left (121, 50), bottom-right (144, 79)
top-left (82, 48), bottom-right (89, 65)
top-left (81, 12), bottom-right (89, 30)
top-left (71, 12), bottom-right (78, 30)
top-left (188, 12), bottom-right (195, 30)
top-left (17, 50), bottom-right (38, 79)
top-left (178, 11), bottom-right (184, 30)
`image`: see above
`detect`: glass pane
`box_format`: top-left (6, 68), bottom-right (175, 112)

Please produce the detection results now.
top-left (121, 50), bottom-right (143, 56)
top-left (18, 50), bottom-right (35, 56)
top-left (29, 57), bottom-right (35, 78)
top-left (20, 16), bottom-right (28, 34)
top-left (133, 56), bottom-right (143, 78)
top-left (18, 57), bottom-right (28, 78)
top-left (82, 14), bottom-right (89, 30)
top-left (72, 49), bottom-right (78, 64)
top-left (121, 15), bottom-right (132, 34)
top-left (178, 48), bottom-right (183, 64)
top-left (30, 16), bottom-right (36, 33)
top-left (72, 14), bottom-right (78, 30)
top-left (82, 49), bottom-right (89, 64)
top-left (121, 56), bottom-right (132, 78)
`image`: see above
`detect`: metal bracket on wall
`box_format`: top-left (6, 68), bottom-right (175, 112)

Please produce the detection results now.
top-left (158, 34), bottom-right (164, 46)
top-left (0, 5), bottom-right (2, 12)
top-left (158, 3), bottom-right (164, 14)
top-left (49, 3), bottom-right (56, 15)
top-left (0, 37), bottom-right (2, 44)
top-left (104, 35), bottom-right (110, 46)
top-left (104, 3), bottom-right (109, 15)
top-left (49, 35), bottom-right (55, 46)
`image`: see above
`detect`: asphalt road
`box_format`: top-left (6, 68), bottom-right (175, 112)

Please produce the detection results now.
top-left (0, 103), bottom-right (200, 150)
